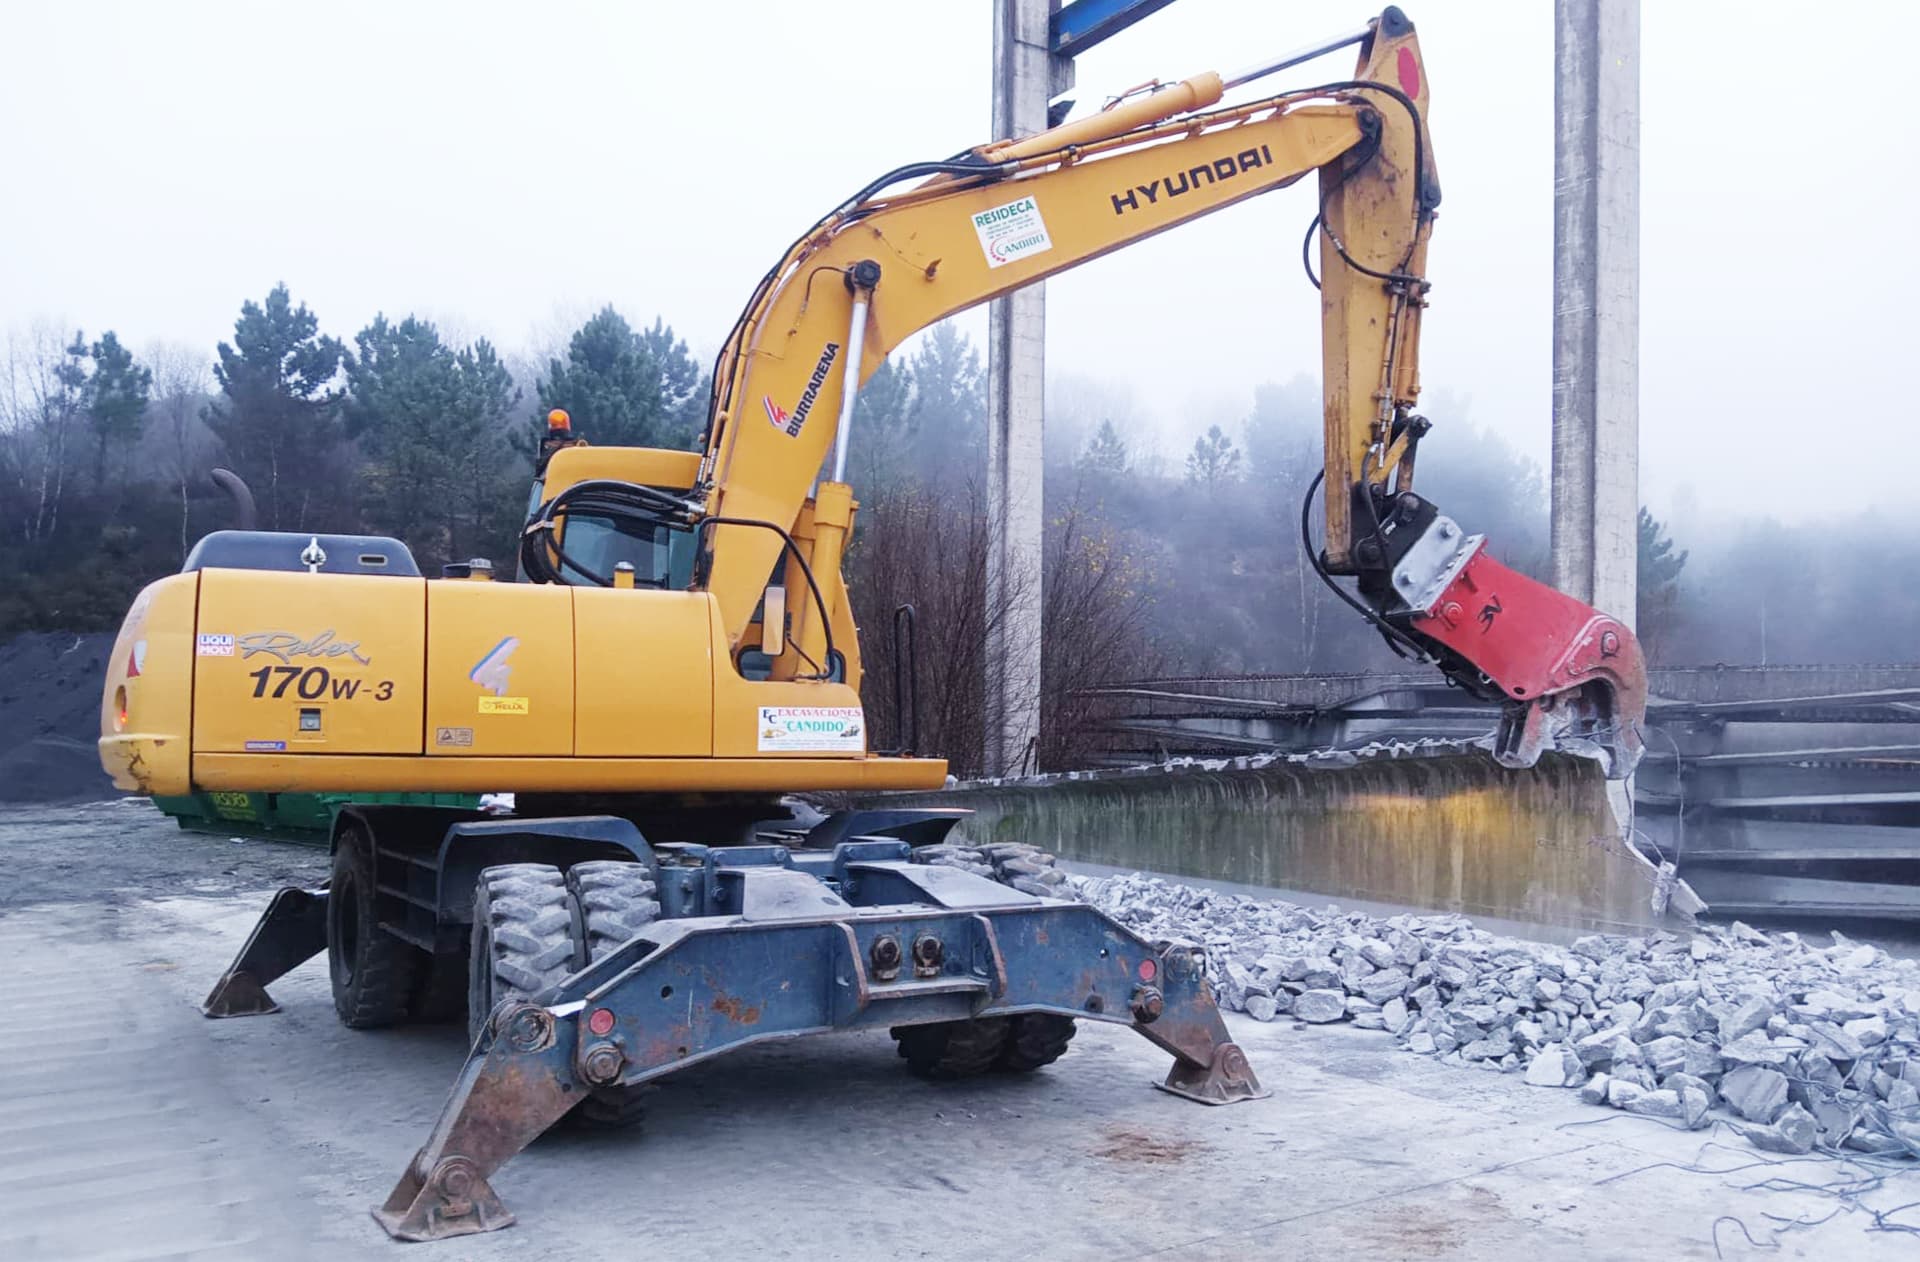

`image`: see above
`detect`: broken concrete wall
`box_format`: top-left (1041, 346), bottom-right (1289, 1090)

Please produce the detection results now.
top-left (880, 742), bottom-right (1690, 934)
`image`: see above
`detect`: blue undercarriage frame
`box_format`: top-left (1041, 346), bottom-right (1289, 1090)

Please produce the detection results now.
top-left (375, 838), bottom-right (1267, 1241)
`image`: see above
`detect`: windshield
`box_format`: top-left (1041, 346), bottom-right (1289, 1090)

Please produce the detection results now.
top-left (555, 513), bottom-right (695, 588)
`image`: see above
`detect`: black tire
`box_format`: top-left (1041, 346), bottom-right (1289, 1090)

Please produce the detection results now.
top-left (567, 860), bottom-right (662, 961)
top-left (894, 840), bottom-right (1078, 1077)
top-left (566, 861), bottom-right (660, 1130)
top-left (995, 1013), bottom-right (1077, 1072)
top-left (467, 864), bottom-right (575, 1047)
top-left (892, 1016), bottom-right (1010, 1079)
top-left (329, 823), bottom-right (419, 1029)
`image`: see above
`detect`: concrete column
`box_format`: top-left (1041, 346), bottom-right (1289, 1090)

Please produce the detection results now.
top-left (984, 0), bottom-right (1067, 776)
top-left (1551, 0), bottom-right (1639, 628)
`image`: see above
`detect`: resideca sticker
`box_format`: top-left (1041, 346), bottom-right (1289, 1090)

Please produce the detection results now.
top-left (971, 196), bottom-right (1052, 269)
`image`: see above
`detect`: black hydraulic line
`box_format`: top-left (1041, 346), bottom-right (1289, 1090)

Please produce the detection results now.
top-left (699, 158), bottom-right (1015, 452)
top-left (891, 603), bottom-right (920, 755)
top-left (1299, 470), bottom-right (1429, 662)
top-left (692, 516), bottom-right (840, 682)
top-left (519, 478), bottom-right (695, 589)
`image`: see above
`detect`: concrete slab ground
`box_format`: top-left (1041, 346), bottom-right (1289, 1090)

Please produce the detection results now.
top-left (3, 802), bottom-right (1916, 1260)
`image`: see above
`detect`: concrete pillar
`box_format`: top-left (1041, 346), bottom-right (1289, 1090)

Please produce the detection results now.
top-left (984, 0), bottom-right (1068, 776)
top-left (1551, 0), bottom-right (1639, 628)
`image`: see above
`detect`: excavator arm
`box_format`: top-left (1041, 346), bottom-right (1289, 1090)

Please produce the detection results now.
top-left (692, 5), bottom-right (1644, 776)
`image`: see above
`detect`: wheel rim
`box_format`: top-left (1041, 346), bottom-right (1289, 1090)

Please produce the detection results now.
top-left (331, 869), bottom-right (360, 988)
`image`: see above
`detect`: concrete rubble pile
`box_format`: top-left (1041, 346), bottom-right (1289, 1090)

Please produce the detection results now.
top-left (1075, 871), bottom-right (1920, 1158)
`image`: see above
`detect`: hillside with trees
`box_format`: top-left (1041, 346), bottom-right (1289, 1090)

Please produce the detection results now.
top-left (5, 283), bottom-right (1916, 775)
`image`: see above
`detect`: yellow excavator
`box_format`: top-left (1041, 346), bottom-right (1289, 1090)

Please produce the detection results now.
top-left (99, 7), bottom-right (1643, 1241)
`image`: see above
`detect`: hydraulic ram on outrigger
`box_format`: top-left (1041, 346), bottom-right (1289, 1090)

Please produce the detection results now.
top-left (375, 839), bottom-right (1266, 1242)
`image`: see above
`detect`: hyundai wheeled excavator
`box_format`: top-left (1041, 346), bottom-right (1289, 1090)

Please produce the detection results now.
top-left (98, 8), bottom-right (1644, 1241)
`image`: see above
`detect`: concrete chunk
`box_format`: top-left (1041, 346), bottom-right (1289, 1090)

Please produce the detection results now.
top-left (1717, 996), bottom-right (1772, 1045)
top-left (1720, 1030), bottom-right (1790, 1067)
top-left (1843, 1015), bottom-right (1888, 1048)
top-left (1736, 1103), bottom-right (1818, 1155)
top-left (1605, 1079), bottom-right (1646, 1109)
top-left (1524, 1043), bottom-right (1586, 1088)
top-left (1294, 989), bottom-right (1347, 1024)
top-left (1623, 1089), bottom-right (1684, 1120)
top-left (1719, 1065), bottom-right (1789, 1124)
top-left (1358, 968), bottom-right (1411, 1005)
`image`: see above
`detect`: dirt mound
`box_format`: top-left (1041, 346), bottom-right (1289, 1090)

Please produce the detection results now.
top-left (0, 631), bottom-right (118, 802)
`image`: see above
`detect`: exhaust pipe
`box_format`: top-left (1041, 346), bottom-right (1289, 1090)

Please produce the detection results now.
top-left (210, 467), bottom-right (257, 530)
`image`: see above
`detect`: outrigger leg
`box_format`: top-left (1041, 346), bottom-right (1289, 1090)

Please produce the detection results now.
top-left (202, 885), bottom-right (328, 1017)
top-left (375, 1003), bottom-right (581, 1241)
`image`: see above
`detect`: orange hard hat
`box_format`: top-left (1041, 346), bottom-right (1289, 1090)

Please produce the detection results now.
top-left (547, 408), bottom-right (571, 432)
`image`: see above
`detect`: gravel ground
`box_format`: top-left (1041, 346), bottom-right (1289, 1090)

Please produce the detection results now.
top-left (1078, 871), bottom-right (1920, 1161)
top-left (5, 800), bottom-right (1920, 1259)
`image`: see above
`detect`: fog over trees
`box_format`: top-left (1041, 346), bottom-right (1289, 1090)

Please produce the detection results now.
top-left (4, 285), bottom-right (1915, 773)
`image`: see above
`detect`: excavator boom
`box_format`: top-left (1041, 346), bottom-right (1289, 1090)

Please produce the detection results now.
top-left (691, 5), bottom-right (1643, 774)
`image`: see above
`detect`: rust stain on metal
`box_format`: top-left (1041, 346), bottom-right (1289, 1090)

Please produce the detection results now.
top-left (711, 994), bottom-right (762, 1025)
top-left (1091, 1126), bottom-right (1207, 1165)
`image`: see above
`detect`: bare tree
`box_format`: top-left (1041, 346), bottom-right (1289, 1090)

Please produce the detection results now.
top-left (0, 322), bottom-right (88, 545)
top-left (1040, 473), bottom-right (1163, 768)
top-left (142, 342), bottom-right (216, 558)
top-left (848, 471), bottom-right (1157, 778)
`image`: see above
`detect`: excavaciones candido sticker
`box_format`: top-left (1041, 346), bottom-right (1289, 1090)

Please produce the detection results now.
top-left (757, 706), bottom-right (864, 752)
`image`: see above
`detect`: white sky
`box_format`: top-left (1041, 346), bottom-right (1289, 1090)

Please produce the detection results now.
top-left (1, 1), bottom-right (1909, 526)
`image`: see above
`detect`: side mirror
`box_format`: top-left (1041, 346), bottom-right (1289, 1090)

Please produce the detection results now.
top-left (761, 585), bottom-right (787, 658)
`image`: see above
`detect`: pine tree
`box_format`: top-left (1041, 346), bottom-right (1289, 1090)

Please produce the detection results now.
top-left (534, 307), bottom-right (703, 452)
top-left (1184, 424), bottom-right (1242, 487)
top-left (205, 284), bottom-right (347, 530)
top-left (85, 331), bottom-right (151, 487)
top-left (346, 315), bottom-right (521, 570)
top-left (1080, 419), bottom-right (1129, 475)
top-left (1637, 506), bottom-right (1689, 662)
top-left (904, 323), bottom-right (985, 476)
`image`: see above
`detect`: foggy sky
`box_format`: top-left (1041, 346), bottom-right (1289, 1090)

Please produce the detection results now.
top-left (1, 1), bottom-right (1908, 528)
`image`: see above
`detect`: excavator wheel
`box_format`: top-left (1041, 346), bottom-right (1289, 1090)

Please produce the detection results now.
top-left (892, 842), bottom-right (1078, 1078)
top-left (466, 864), bottom-right (576, 1047)
top-left (564, 861), bottom-right (660, 1130)
top-left (892, 1016), bottom-right (1011, 1079)
top-left (568, 860), bottom-right (662, 960)
top-left (329, 822), bottom-right (420, 1029)
top-left (996, 1014), bottom-right (1077, 1072)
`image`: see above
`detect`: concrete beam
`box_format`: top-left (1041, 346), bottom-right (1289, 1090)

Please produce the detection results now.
top-left (984, 0), bottom-right (1070, 776)
top-left (1551, 0), bottom-right (1640, 628)
top-left (878, 747), bottom-right (1697, 935)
